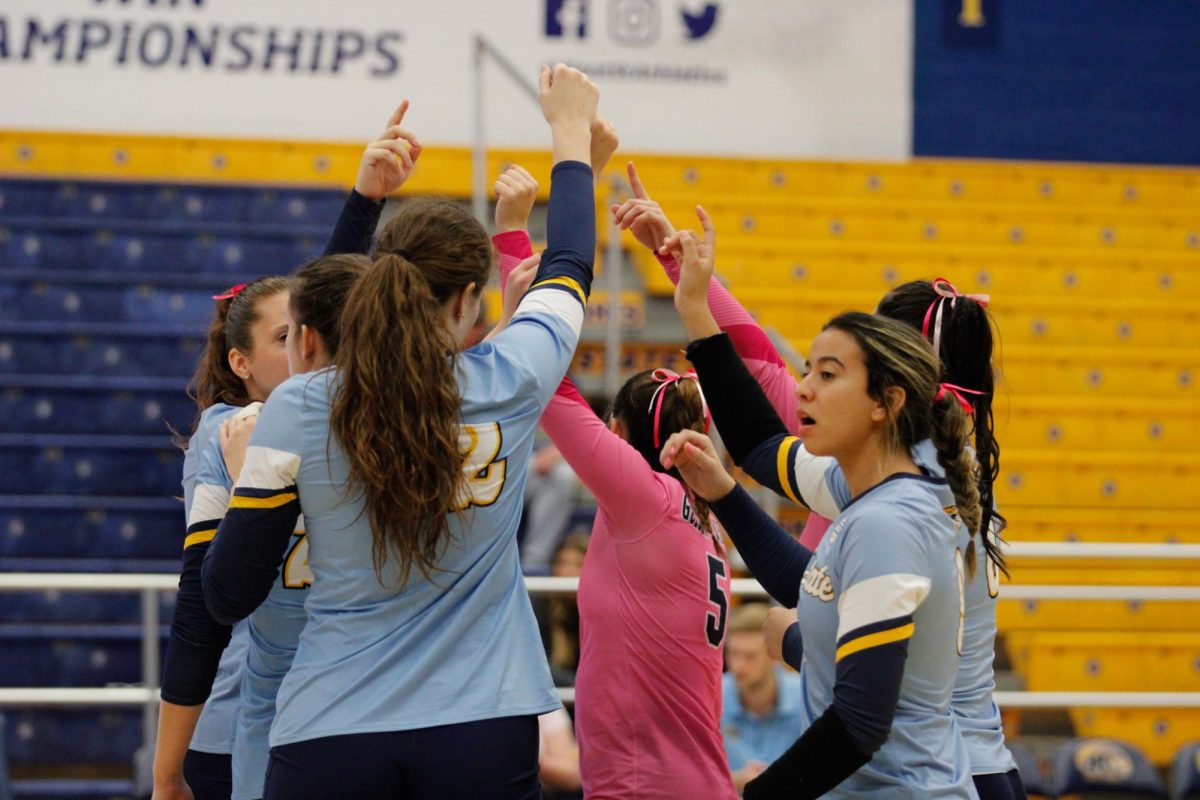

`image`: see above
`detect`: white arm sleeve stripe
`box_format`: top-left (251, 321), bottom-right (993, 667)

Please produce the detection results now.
top-left (188, 483), bottom-right (231, 528)
top-left (238, 446), bottom-right (302, 491)
top-left (514, 289), bottom-right (585, 338)
top-left (790, 444), bottom-right (841, 519)
top-left (836, 572), bottom-right (932, 642)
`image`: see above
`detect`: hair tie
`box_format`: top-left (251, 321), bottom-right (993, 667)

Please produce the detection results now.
top-left (212, 283), bottom-right (247, 301)
top-left (647, 368), bottom-right (711, 449)
top-left (935, 382), bottom-right (987, 413)
top-left (921, 277), bottom-right (991, 359)
top-left (384, 247), bottom-right (413, 261)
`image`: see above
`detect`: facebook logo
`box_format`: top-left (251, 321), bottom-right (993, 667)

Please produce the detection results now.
top-left (546, 0), bottom-right (589, 38)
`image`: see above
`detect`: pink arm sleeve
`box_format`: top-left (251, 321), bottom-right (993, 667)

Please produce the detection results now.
top-left (657, 253), bottom-right (801, 435)
top-left (495, 231), bottom-right (672, 541)
top-left (540, 378), bottom-right (674, 542)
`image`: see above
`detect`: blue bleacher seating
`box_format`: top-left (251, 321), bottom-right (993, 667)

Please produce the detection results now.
top-left (0, 496), bottom-right (183, 560)
top-left (0, 435), bottom-right (181, 496)
top-left (5, 709), bottom-right (141, 764)
top-left (0, 323), bottom-right (202, 378)
top-left (1054, 737), bottom-right (1168, 798)
top-left (0, 376), bottom-right (192, 436)
top-left (0, 625), bottom-right (157, 688)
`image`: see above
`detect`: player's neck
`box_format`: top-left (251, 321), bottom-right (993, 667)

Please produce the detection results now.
top-left (838, 439), bottom-right (920, 501)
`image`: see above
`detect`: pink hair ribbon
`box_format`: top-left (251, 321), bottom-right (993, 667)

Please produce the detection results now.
top-left (935, 382), bottom-right (987, 414)
top-left (647, 368), bottom-right (712, 449)
top-left (921, 277), bottom-right (990, 358)
top-left (212, 283), bottom-right (248, 301)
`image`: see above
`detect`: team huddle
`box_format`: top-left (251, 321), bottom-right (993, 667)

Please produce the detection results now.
top-left (153, 66), bottom-right (1024, 799)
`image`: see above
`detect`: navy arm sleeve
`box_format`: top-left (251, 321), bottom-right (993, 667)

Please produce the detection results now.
top-left (782, 623), bottom-right (804, 671)
top-left (323, 189), bottom-right (384, 256)
top-left (530, 160), bottom-right (595, 297)
top-left (201, 494), bottom-right (299, 626)
top-left (160, 527), bottom-right (232, 705)
top-left (710, 484), bottom-right (813, 607)
top-left (686, 333), bottom-right (790, 464)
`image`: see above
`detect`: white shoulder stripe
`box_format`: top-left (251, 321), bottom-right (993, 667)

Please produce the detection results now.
top-left (791, 445), bottom-right (840, 519)
top-left (188, 483), bottom-right (230, 528)
top-left (514, 290), bottom-right (584, 338)
top-left (238, 445), bottom-right (301, 491)
top-left (836, 573), bottom-right (932, 641)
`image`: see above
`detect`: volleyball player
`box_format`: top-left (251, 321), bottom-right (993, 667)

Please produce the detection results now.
top-left (200, 64), bottom-right (601, 799)
top-left (660, 309), bottom-right (980, 798)
top-left (492, 164), bottom-right (737, 799)
top-left (155, 276), bottom-right (290, 800)
top-left (617, 171), bottom-right (1023, 798)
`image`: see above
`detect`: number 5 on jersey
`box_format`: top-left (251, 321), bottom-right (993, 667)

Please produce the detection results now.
top-left (453, 422), bottom-right (508, 511)
top-left (705, 553), bottom-right (729, 649)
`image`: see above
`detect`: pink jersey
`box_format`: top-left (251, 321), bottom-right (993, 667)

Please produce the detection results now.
top-left (497, 232), bottom-right (736, 799)
top-left (654, 254), bottom-right (834, 548)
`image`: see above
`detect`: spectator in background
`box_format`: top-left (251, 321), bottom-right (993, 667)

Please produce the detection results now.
top-left (721, 603), bottom-right (805, 794)
top-left (534, 532), bottom-right (589, 687)
top-left (520, 435), bottom-right (582, 573)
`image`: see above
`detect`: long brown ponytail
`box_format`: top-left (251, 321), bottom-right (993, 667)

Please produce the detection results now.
top-left (330, 198), bottom-right (492, 584)
top-left (188, 276), bottom-right (289, 425)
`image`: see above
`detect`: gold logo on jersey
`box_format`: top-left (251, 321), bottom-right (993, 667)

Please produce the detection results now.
top-left (801, 564), bottom-right (835, 602)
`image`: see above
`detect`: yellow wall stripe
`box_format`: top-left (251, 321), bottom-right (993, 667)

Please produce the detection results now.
top-left (531, 277), bottom-right (587, 307)
top-left (183, 529), bottom-right (216, 550)
top-left (836, 622), bottom-right (915, 662)
top-left (230, 492), bottom-right (298, 510)
top-left (776, 436), bottom-right (803, 506)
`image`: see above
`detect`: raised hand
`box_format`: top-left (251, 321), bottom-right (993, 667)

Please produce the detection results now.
top-left (355, 100), bottom-right (423, 201)
top-left (660, 206), bottom-right (716, 316)
top-left (494, 165), bottom-right (539, 234)
top-left (539, 64), bottom-right (598, 165)
top-left (590, 116), bottom-right (620, 176)
top-left (659, 429), bottom-right (735, 502)
top-left (611, 161), bottom-right (676, 252)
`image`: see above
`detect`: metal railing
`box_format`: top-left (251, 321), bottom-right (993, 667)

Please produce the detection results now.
top-left (2, 548), bottom-right (1199, 746)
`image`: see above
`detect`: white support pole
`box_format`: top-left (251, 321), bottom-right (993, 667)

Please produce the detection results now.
top-left (140, 588), bottom-right (160, 753)
top-left (604, 174), bottom-right (623, 399)
top-left (471, 35), bottom-right (488, 227)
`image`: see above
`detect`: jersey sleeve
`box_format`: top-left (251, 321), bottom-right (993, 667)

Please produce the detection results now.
top-left (743, 507), bottom-right (933, 799)
top-left (202, 385), bottom-right (304, 626)
top-left (323, 189), bottom-right (384, 256)
top-left (539, 377), bottom-right (674, 542)
top-left (487, 161), bottom-right (595, 410)
top-left (161, 433), bottom-right (234, 705)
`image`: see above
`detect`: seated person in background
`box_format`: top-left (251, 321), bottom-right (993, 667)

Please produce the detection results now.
top-left (533, 531), bottom-right (589, 687)
top-left (722, 603), bottom-right (805, 794)
top-left (520, 434), bottom-right (583, 573)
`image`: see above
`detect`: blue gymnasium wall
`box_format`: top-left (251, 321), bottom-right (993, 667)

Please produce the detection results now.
top-left (914, 0), bottom-right (1200, 165)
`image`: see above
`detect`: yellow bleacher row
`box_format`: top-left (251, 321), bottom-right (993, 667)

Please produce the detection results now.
top-left (999, 507), bottom-right (1200, 543)
top-left (732, 287), bottom-right (1199, 349)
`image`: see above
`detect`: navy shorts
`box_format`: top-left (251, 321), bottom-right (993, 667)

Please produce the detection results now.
top-left (264, 714), bottom-right (541, 800)
top-left (973, 769), bottom-right (1028, 800)
top-left (183, 749), bottom-right (232, 800)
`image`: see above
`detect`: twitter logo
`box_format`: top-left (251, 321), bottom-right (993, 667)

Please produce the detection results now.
top-left (680, 3), bottom-right (718, 40)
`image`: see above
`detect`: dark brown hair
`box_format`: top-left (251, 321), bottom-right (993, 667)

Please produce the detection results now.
top-left (607, 369), bottom-right (714, 534)
top-left (331, 198), bottom-right (492, 584)
top-left (876, 280), bottom-right (1007, 575)
top-left (188, 276), bottom-right (289, 426)
top-left (289, 254), bottom-right (371, 360)
top-left (825, 311), bottom-right (982, 577)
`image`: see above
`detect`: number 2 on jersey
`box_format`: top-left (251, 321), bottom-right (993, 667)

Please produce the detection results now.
top-left (283, 533), bottom-right (313, 589)
top-left (453, 422), bottom-right (508, 511)
top-left (705, 553), bottom-right (729, 649)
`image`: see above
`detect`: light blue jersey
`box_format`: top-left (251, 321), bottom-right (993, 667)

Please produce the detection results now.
top-left (193, 426), bottom-right (310, 798)
top-left (791, 438), bottom-right (1015, 776)
top-left (181, 403), bottom-right (250, 755)
top-left (796, 474), bottom-right (975, 798)
top-left (229, 284), bottom-right (585, 748)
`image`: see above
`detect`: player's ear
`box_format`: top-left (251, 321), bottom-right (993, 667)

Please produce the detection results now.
top-left (228, 348), bottom-right (251, 381)
top-left (301, 324), bottom-right (320, 363)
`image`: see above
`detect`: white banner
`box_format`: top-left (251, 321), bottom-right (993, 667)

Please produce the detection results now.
top-left (0, 0), bottom-right (912, 158)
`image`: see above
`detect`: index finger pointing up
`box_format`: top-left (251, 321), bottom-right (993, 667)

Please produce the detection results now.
top-left (627, 161), bottom-right (649, 200)
top-left (382, 100), bottom-right (409, 135)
